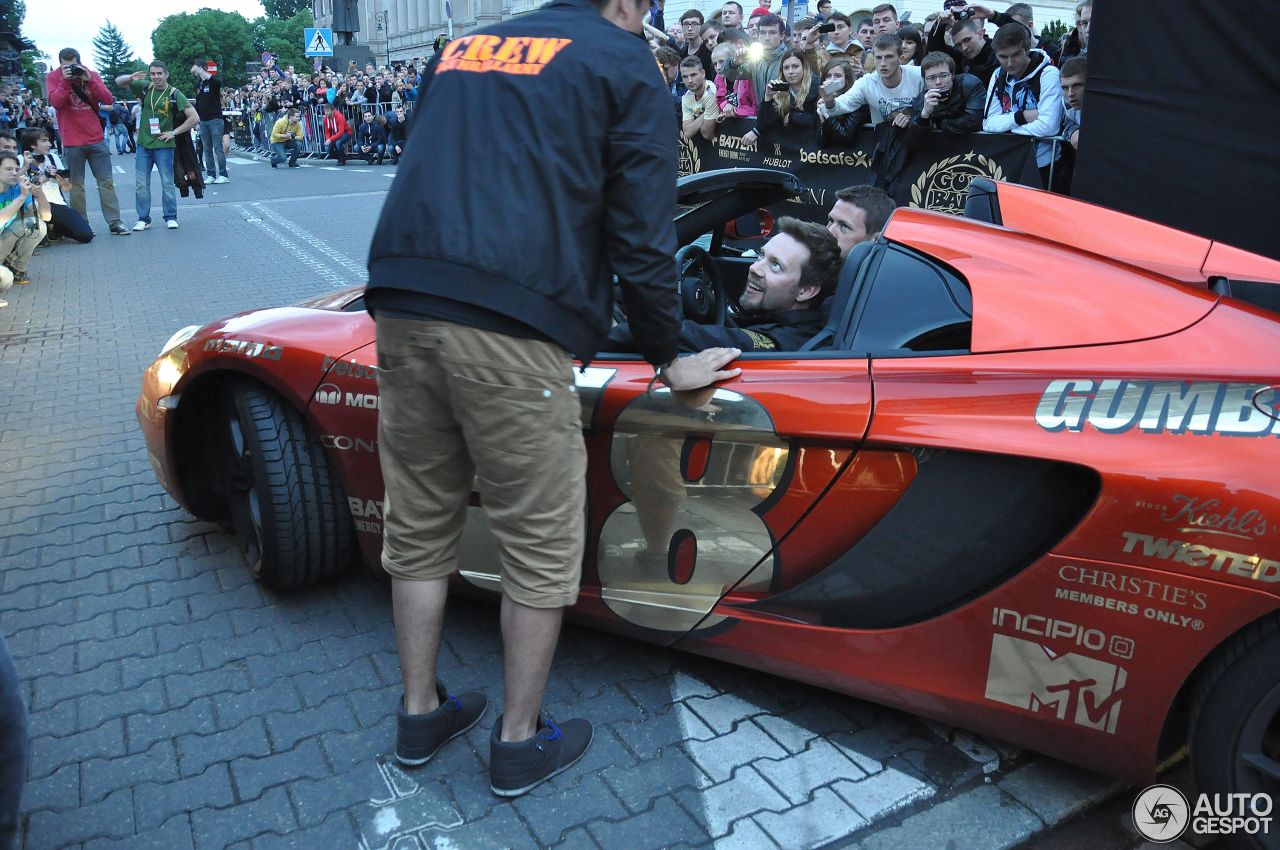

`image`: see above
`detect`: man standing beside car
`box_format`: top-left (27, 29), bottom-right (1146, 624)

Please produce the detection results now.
top-left (44, 49), bottom-right (130, 236)
top-left (365, 0), bottom-right (740, 799)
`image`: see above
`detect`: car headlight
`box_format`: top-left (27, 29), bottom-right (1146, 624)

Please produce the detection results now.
top-left (159, 325), bottom-right (201, 357)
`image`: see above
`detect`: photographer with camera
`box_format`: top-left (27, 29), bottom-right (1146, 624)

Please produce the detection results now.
top-left (19, 128), bottom-right (92, 244)
top-left (906, 51), bottom-right (984, 147)
top-left (0, 151), bottom-right (53, 290)
top-left (44, 49), bottom-right (130, 237)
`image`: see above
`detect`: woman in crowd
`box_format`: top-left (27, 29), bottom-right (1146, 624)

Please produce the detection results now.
top-left (754, 48), bottom-right (820, 142)
top-left (899, 26), bottom-right (925, 65)
top-left (712, 42), bottom-right (757, 124)
top-left (818, 58), bottom-right (869, 147)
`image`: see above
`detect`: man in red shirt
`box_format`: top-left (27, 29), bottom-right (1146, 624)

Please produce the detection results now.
top-left (44, 48), bottom-right (129, 236)
top-left (321, 103), bottom-right (352, 165)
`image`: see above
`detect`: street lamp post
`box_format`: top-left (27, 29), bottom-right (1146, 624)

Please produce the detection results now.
top-left (374, 10), bottom-right (390, 66)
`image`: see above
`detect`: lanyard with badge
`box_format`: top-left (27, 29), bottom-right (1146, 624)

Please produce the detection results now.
top-left (146, 85), bottom-right (169, 136)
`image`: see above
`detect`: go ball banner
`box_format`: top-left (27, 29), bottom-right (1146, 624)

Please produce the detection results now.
top-left (678, 117), bottom-right (1042, 223)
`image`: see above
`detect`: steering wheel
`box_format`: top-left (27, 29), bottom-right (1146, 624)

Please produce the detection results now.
top-left (674, 244), bottom-right (727, 326)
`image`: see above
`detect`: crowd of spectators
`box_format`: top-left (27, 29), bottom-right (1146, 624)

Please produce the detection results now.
top-left (654, 0), bottom-right (1092, 189)
top-left (0, 1), bottom-right (1093, 312)
top-left (220, 58), bottom-right (420, 165)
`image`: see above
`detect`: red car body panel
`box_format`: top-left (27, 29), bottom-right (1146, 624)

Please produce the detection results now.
top-left (137, 186), bottom-right (1280, 785)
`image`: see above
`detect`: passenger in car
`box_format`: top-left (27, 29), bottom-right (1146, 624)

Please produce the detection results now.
top-left (679, 217), bottom-right (841, 351)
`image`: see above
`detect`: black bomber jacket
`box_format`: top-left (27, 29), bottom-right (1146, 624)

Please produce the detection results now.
top-left (366, 0), bottom-right (681, 366)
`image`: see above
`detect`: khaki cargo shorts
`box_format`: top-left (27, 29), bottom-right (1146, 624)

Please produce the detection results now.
top-left (375, 316), bottom-right (586, 608)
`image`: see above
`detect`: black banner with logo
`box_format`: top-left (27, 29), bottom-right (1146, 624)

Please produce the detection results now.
top-left (678, 117), bottom-right (1042, 223)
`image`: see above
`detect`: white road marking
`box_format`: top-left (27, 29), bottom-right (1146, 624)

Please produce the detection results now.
top-left (252, 202), bottom-right (366, 280)
top-left (113, 166), bottom-right (125, 174)
top-left (232, 203), bottom-right (345, 288)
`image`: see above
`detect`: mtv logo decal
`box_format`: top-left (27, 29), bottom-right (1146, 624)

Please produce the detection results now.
top-left (984, 634), bottom-right (1127, 734)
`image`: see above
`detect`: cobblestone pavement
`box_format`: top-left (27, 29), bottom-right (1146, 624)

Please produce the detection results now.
top-left (0, 152), bottom-right (1148, 850)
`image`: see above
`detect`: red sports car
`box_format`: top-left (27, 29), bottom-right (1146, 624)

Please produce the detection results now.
top-left (138, 172), bottom-right (1280, 837)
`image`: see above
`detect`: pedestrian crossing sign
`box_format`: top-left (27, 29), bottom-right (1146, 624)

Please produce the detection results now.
top-left (304, 28), bottom-right (335, 57)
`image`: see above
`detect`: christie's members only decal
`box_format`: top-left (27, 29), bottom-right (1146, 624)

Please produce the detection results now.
top-left (436, 35), bottom-right (572, 76)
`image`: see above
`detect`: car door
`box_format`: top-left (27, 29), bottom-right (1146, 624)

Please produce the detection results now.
top-left (569, 356), bottom-right (874, 644)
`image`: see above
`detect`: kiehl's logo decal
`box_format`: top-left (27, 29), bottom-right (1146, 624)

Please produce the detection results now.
top-left (436, 35), bottom-right (572, 76)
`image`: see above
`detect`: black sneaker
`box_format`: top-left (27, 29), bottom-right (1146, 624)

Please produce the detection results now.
top-left (395, 682), bottom-right (487, 767)
top-left (109, 223), bottom-right (131, 236)
top-left (489, 715), bottom-right (593, 798)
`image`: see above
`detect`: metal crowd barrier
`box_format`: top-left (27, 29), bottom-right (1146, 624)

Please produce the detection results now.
top-left (223, 100), bottom-right (414, 161)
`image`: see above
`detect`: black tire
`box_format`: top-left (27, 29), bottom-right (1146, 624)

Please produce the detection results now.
top-left (218, 381), bottom-right (353, 589)
top-left (1188, 613), bottom-right (1280, 850)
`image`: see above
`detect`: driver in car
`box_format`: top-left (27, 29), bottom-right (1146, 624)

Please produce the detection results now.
top-left (614, 218), bottom-right (843, 352)
top-left (683, 218), bottom-right (842, 351)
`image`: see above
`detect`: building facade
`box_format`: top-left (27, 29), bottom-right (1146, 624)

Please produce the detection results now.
top-left (314, 0), bottom-right (1080, 65)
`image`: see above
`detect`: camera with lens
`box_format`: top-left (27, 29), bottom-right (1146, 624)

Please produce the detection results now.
top-left (67, 63), bottom-right (88, 77)
top-left (954, 7), bottom-right (976, 20)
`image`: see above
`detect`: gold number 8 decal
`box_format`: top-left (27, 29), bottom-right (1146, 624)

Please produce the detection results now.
top-left (597, 387), bottom-right (789, 633)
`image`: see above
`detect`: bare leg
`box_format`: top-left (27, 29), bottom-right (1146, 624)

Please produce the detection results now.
top-left (392, 576), bottom-right (449, 714)
top-left (499, 597), bottom-right (563, 741)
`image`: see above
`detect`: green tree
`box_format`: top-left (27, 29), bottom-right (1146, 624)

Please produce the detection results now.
top-left (1040, 19), bottom-right (1070, 45)
top-left (92, 21), bottom-right (140, 97)
top-left (20, 47), bottom-right (46, 94)
top-left (93, 21), bottom-right (135, 71)
top-left (151, 8), bottom-right (256, 89)
top-left (263, 0), bottom-right (311, 21)
top-left (4, 0), bottom-right (25, 33)
top-left (252, 9), bottom-right (315, 76)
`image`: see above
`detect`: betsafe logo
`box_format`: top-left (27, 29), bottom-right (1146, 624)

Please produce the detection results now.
top-left (1132, 785), bottom-right (1189, 842)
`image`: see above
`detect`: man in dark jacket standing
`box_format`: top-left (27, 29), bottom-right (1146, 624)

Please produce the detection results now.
top-left (365, 0), bottom-right (740, 799)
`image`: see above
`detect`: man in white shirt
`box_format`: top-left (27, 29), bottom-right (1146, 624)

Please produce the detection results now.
top-left (679, 57), bottom-right (719, 141)
top-left (819, 32), bottom-right (922, 127)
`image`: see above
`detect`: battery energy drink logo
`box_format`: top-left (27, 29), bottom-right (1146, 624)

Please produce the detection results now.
top-left (984, 634), bottom-right (1128, 733)
top-left (436, 35), bottom-right (572, 76)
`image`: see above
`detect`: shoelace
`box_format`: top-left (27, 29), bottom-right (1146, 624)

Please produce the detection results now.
top-left (539, 719), bottom-right (563, 742)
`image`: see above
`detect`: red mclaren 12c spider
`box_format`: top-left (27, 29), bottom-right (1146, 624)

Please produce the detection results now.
top-left (138, 171), bottom-right (1280, 836)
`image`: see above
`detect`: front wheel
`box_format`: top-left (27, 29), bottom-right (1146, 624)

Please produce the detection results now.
top-left (1188, 614), bottom-right (1280, 850)
top-left (218, 382), bottom-right (354, 589)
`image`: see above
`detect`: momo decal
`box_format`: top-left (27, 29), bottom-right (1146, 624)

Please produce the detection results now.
top-left (1035, 379), bottom-right (1280, 436)
top-left (203, 338), bottom-right (284, 360)
top-left (1120, 532), bottom-right (1280, 584)
top-left (985, 633), bottom-right (1127, 733)
top-left (315, 383), bottom-right (379, 409)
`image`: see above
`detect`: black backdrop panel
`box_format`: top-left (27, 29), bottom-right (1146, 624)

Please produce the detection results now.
top-left (1072, 0), bottom-right (1280, 260)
